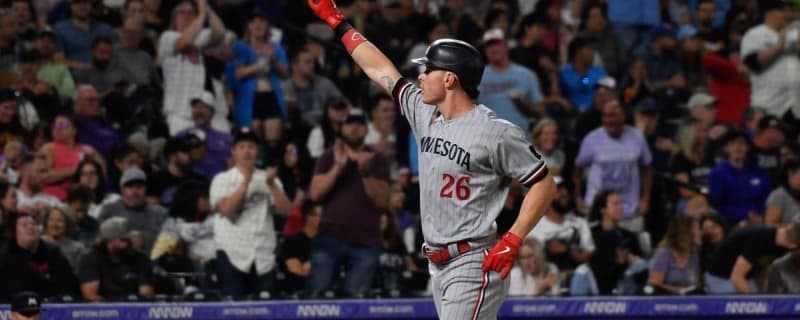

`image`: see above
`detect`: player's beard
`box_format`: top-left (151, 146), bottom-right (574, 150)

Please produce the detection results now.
top-left (341, 135), bottom-right (365, 149)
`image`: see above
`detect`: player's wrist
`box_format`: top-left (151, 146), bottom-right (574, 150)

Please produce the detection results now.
top-left (333, 21), bottom-right (368, 54)
top-left (502, 232), bottom-right (523, 247)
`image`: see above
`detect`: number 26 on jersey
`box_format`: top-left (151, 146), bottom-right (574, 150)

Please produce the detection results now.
top-left (439, 173), bottom-right (471, 200)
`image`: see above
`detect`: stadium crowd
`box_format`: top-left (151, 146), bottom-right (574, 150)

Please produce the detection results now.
top-left (1, 0), bottom-right (800, 303)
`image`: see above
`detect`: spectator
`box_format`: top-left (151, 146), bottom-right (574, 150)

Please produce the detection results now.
top-left (210, 127), bottom-right (292, 299)
top-left (308, 109), bottom-right (390, 298)
top-left (0, 88), bottom-right (29, 152)
top-left (276, 141), bottom-right (312, 213)
top-left (766, 251), bottom-right (800, 293)
top-left (509, 238), bottom-right (560, 297)
top-left (531, 119), bottom-right (567, 177)
top-left (647, 216), bottom-right (702, 295)
top-left (670, 120), bottom-right (713, 214)
top-left (740, 0), bottom-right (799, 119)
top-left (78, 216), bottom-right (155, 301)
top-left (606, 0), bottom-right (662, 55)
top-left (40, 114), bottom-right (106, 201)
top-left (0, 213), bottom-right (80, 301)
top-left (478, 28), bottom-right (544, 133)
top-left (706, 222), bottom-right (800, 294)
top-left (589, 190), bottom-right (646, 295)
top-left (16, 50), bottom-right (62, 125)
top-left (620, 57), bottom-right (653, 106)
top-left (175, 92), bottom-right (231, 181)
top-left (686, 92), bottom-right (729, 143)
top-left (574, 101), bottom-right (653, 230)
top-left (306, 100), bottom-right (349, 159)
top-left (364, 93), bottom-right (398, 176)
top-left (574, 76), bottom-right (616, 140)
top-left (708, 130), bottom-right (772, 226)
top-left (72, 37), bottom-right (126, 94)
top-left (11, 0), bottom-right (37, 44)
top-left (53, 0), bottom-right (115, 66)
top-left (376, 211), bottom-right (418, 296)
top-left (559, 36), bottom-right (607, 111)
top-left (111, 17), bottom-right (158, 88)
top-left (16, 156), bottom-right (62, 217)
top-left (405, 20), bottom-right (450, 76)
top-left (72, 85), bottom-right (122, 161)
top-left (510, 14), bottom-right (558, 96)
top-left (147, 136), bottom-right (204, 204)
top-left (32, 30), bottom-right (76, 103)
top-left (97, 167), bottom-right (168, 253)
top-left (766, 160), bottom-right (800, 227)
top-left (702, 44), bottom-right (750, 126)
top-left (40, 205), bottom-right (86, 270)
top-left (1, 140), bottom-right (25, 185)
top-left (65, 185), bottom-right (99, 245)
top-left (108, 144), bottom-right (144, 192)
top-left (90, 0), bottom-right (122, 27)
top-left (751, 115), bottom-right (785, 181)
top-left (277, 201), bottom-right (321, 296)
top-left (645, 25), bottom-right (688, 96)
top-left (0, 179), bottom-right (16, 213)
top-left (0, 9), bottom-right (24, 71)
top-left (579, 1), bottom-right (628, 80)
top-left (699, 213), bottom-right (728, 273)
top-left (151, 180), bottom-right (214, 264)
top-left (226, 11), bottom-right (289, 132)
top-left (158, 0), bottom-right (226, 134)
top-left (282, 47), bottom-right (345, 126)
top-left (9, 291), bottom-right (42, 320)
top-left (71, 159), bottom-right (118, 219)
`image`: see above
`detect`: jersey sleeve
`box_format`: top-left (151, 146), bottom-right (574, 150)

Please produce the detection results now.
top-left (493, 125), bottom-right (549, 188)
top-left (392, 78), bottom-right (436, 134)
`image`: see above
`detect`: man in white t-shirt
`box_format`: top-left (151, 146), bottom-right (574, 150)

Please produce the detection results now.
top-left (740, 0), bottom-right (800, 119)
top-left (210, 127), bottom-right (292, 299)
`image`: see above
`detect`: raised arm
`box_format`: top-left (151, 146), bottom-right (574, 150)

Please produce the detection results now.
top-left (308, 0), bottom-right (402, 94)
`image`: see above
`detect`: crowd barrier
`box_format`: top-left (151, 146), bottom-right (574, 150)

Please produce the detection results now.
top-left (3, 296), bottom-right (800, 319)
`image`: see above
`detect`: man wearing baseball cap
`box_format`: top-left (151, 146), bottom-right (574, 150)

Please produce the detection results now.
top-left (176, 91), bottom-right (233, 181)
top-left (210, 127), bottom-right (292, 299)
top-left (751, 115), bottom-right (786, 181)
top-left (147, 136), bottom-right (205, 204)
top-left (11, 291), bottom-right (42, 319)
top-left (77, 217), bottom-right (155, 301)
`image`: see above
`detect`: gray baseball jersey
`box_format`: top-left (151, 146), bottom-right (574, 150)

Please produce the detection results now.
top-left (392, 79), bottom-right (549, 246)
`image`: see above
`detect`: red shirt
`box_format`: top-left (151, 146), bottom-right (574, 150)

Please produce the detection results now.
top-left (702, 53), bottom-right (750, 125)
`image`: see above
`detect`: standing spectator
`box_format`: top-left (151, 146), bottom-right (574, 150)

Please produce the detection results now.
top-left (40, 114), bottom-right (106, 201)
top-left (376, 211), bottom-right (418, 296)
top-left (364, 94), bottom-right (398, 176)
top-left (65, 185), bottom-right (100, 245)
top-left (669, 120), bottom-right (713, 214)
top-left (510, 14), bottom-right (558, 96)
top-left (71, 159), bottom-right (118, 219)
top-left (559, 37), bottom-right (607, 111)
top-left (308, 109), bottom-right (390, 298)
top-left (276, 141), bottom-right (312, 213)
top-left (644, 26), bottom-right (688, 97)
top-left (41, 206), bottom-right (87, 270)
top-left (72, 85), bottom-right (122, 161)
top-left (306, 101), bottom-right (349, 159)
top-left (97, 167), bottom-right (168, 253)
top-left (53, 0), bottom-right (115, 66)
top-left (0, 88), bottom-right (29, 152)
top-left (531, 119), bottom-right (568, 177)
top-left (277, 201), bottom-right (321, 296)
top-left (508, 238), bottom-right (560, 297)
top-left (226, 11), bottom-right (289, 131)
top-left (647, 216), bottom-right (702, 295)
top-left (579, 1), bottom-right (628, 79)
top-left (0, 213), bottom-right (80, 301)
top-left (574, 101), bottom-right (653, 230)
top-left (751, 115), bottom-right (785, 181)
top-left (766, 251), bottom-right (800, 293)
top-left (176, 92), bottom-right (232, 181)
top-left (158, 0), bottom-right (226, 134)
top-left (33, 30), bottom-right (76, 103)
top-left (210, 127), bottom-right (292, 299)
top-left (766, 160), bottom-right (800, 226)
top-left (78, 216), bottom-right (155, 301)
top-left (147, 136), bottom-right (205, 204)
top-left (282, 47), bottom-right (345, 126)
top-left (16, 156), bottom-right (62, 217)
top-left (72, 37), bottom-right (126, 94)
top-left (706, 222), bottom-right (800, 294)
top-left (478, 28), bottom-right (544, 133)
top-left (702, 44), bottom-right (750, 126)
top-left (708, 130), bottom-right (772, 226)
top-left (740, 0), bottom-right (799, 119)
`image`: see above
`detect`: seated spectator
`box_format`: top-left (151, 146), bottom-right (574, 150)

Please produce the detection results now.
top-left (97, 167), bottom-right (168, 253)
top-left (619, 57), bottom-right (653, 107)
top-left (0, 89), bottom-right (30, 152)
top-left (16, 156), bottom-right (62, 217)
top-left (53, 0), bottom-right (115, 66)
top-left (151, 180), bottom-right (214, 264)
top-left (32, 30), bottom-right (76, 103)
top-left (751, 115), bottom-right (785, 182)
top-left (282, 47), bottom-right (345, 126)
top-left (376, 211), bottom-right (418, 296)
top-left (0, 10), bottom-right (24, 71)
top-left (65, 185), bottom-right (99, 245)
top-left (1, 179), bottom-right (17, 214)
top-left (766, 160), bottom-right (800, 226)
top-left (509, 238), bottom-right (560, 297)
top-left (669, 120), bottom-right (713, 214)
top-left (559, 36), bottom-right (607, 111)
top-left (277, 201), bottom-right (321, 296)
top-left (108, 144), bottom-right (145, 192)
top-left (706, 222), bottom-right (800, 294)
top-left (111, 17), bottom-right (159, 89)
top-left (589, 190), bottom-right (646, 295)
top-left (16, 50), bottom-right (62, 125)
top-left (708, 130), bottom-right (772, 226)
top-left (71, 159), bottom-right (118, 219)
top-left (73, 85), bottom-right (122, 161)
top-left (0, 213), bottom-right (80, 301)
top-left (306, 100), bottom-right (349, 159)
top-left (40, 114), bottom-right (106, 201)
top-left (531, 119), bottom-right (567, 176)
top-left (578, 1), bottom-right (627, 80)
top-left (176, 92), bottom-right (232, 181)
top-left (699, 213), bottom-right (728, 273)
top-left (766, 251), bottom-right (800, 294)
top-left (147, 136), bottom-right (205, 204)
top-left (574, 77), bottom-right (616, 140)
top-left (72, 37), bottom-right (126, 94)
top-left (647, 216), bottom-right (702, 295)
top-left (41, 206), bottom-right (87, 270)
top-left (1, 140), bottom-right (26, 185)
top-left (78, 216), bottom-right (155, 301)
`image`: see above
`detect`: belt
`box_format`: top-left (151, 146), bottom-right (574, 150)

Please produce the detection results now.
top-left (423, 241), bottom-right (472, 264)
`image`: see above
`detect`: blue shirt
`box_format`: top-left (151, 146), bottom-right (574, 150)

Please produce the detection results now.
top-left (559, 64), bottom-right (607, 111)
top-left (708, 160), bottom-right (772, 223)
top-left (478, 63), bottom-right (543, 133)
top-left (54, 20), bottom-right (115, 63)
top-left (75, 116), bottom-right (121, 161)
top-left (607, 0), bottom-right (661, 27)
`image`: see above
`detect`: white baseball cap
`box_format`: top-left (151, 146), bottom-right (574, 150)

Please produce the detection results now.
top-left (190, 91), bottom-right (215, 109)
top-left (687, 92), bottom-right (717, 109)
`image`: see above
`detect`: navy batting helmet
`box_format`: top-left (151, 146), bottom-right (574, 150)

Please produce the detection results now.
top-left (412, 39), bottom-right (485, 99)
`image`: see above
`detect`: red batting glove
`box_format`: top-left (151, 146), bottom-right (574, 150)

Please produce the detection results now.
top-left (307, 0), bottom-right (346, 29)
top-left (482, 232), bottom-right (523, 280)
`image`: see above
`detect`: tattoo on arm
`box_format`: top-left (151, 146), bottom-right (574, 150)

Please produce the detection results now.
top-left (380, 76), bottom-right (395, 93)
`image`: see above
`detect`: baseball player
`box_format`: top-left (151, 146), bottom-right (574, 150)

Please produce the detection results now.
top-left (308, 1), bottom-right (556, 319)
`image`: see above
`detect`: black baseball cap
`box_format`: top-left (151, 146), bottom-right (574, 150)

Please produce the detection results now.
top-left (721, 129), bottom-right (750, 145)
top-left (163, 136), bottom-right (192, 157)
top-left (233, 127), bottom-right (259, 145)
top-left (11, 291), bottom-right (42, 317)
top-left (757, 115), bottom-right (785, 132)
top-left (761, 0), bottom-right (791, 14)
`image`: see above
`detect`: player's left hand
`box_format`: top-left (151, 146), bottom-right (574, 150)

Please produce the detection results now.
top-left (482, 232), bottom-right (523, 280)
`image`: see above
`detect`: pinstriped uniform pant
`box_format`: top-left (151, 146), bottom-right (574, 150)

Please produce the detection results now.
top-left (429, 249), bottom-right (509, 320)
